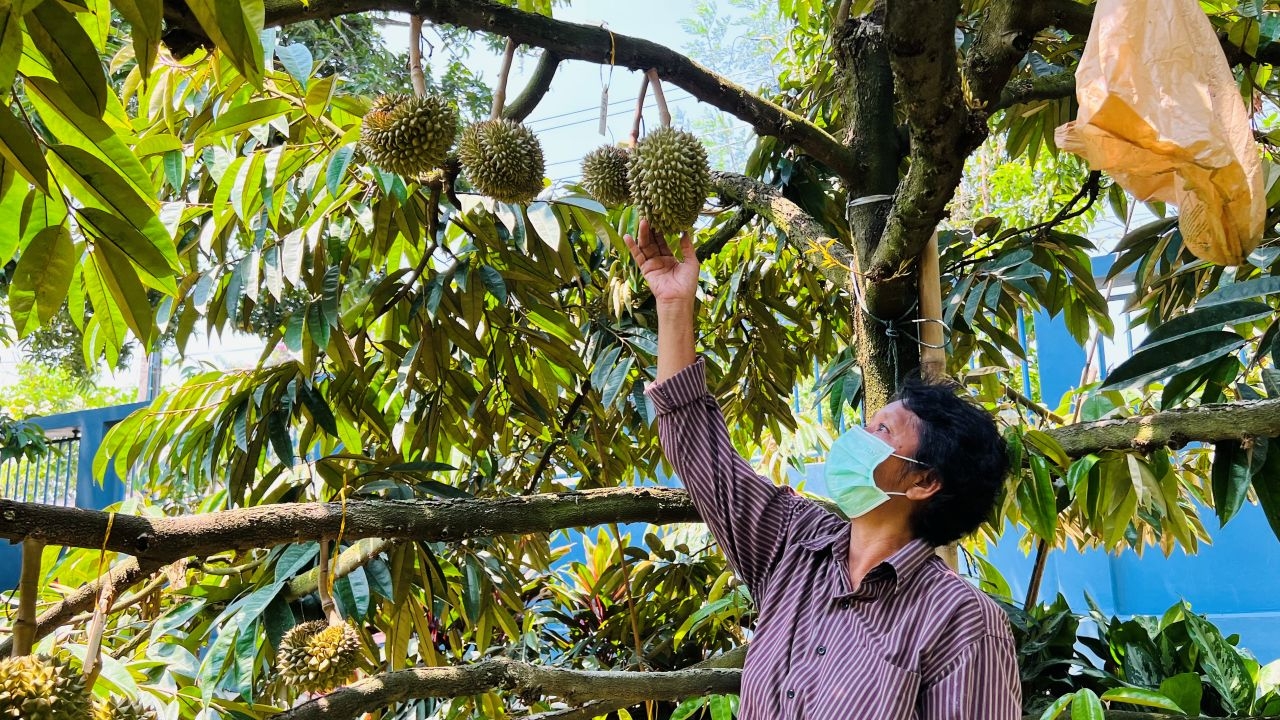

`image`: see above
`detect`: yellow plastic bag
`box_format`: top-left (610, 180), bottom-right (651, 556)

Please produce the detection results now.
top-left (1055, 0), bottom-right (1264, 266)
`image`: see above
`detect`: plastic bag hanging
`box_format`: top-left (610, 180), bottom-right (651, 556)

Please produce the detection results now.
top-left (1054, 0), bottom-right (1265, 266)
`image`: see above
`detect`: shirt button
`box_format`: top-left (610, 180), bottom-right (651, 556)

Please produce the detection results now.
top-left (786, 690), bottom-right (796, 699)
top-left (816, 646), bottom-right (826, 656)
top-left (838, 600), bottom-right (851, 610)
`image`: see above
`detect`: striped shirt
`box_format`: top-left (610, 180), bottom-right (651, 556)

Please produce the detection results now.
top-left (646, 358), bottom-right (1021, 719)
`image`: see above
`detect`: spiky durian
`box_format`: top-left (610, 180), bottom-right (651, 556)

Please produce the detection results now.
top-left (628, 127), bottom-right (711, 235)
top-left (580, 145), bottom-right (632, 207)
top-left (457, 119), bottom-right (546, 204)
top-left (360, 93), bottom-right (459, 177)
top-left (275, 620), bottom-right (362, 693)
top-left (92, 696), bottom-right (157, 720)
top-left (0, 655), bottom-right (92, 720)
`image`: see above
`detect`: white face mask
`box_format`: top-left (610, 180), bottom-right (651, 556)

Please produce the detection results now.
top-left (824, 425), bottom-right (925, 518)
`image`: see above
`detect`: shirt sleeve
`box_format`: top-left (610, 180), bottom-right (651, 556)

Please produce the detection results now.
top-left (918, 633), bottom-right (1022, 720)
top-left (644, 356), bottom-right (806, 595)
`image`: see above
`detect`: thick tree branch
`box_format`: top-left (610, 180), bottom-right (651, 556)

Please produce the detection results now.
top-left (270, 657), bottom-right (741, 720)
top-left (870, 0), bottom-right (978, 283)
top-left (711, 171), bottom-right (853, 285)
top-left (0, 557), bottom-right (159, 657)
top-left (9, 396), bottom-right (1280, 560)
top-left (503, 50), bottom-right (561, 123)
top-left (0, 487), bottom-right (701, 562)
top-left (226, 0), bottom-right (861, 179)
top-left (285, 538), bottom-right (394, 602)
top-left (1048, 398), bottom-right (1280, 457)
top-left (995, 72), bottom-right (1076, 112)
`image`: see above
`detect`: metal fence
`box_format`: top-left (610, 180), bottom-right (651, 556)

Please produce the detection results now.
top-left (0, 434), bottom-right (80, 506)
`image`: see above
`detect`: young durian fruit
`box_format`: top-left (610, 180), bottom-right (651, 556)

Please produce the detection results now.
top-left (275, 620), bottom-right (362, 693)
top-left (628, 126), bottom-right (710, 235)
top-left (0, 654), bottom-right (92, 720)
top-left (457, 118), bottom-right (546, 204)
top-left (92, 696), bottom-right (158, 720)
top-left (580, 144), bottom-right (632, 207)
top-left (360, 93), bottom-right (459, 178)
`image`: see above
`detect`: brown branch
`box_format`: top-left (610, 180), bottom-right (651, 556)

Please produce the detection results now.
top-left (1048, 398), bottom-right (1280, 457)
top-left (0, 487), bottom-right (703, 562)
top-left (0, 557), bottom-right (158, 657)
top-left (695, 208), bottom-right (755, 261)
top-left (994, 72), bottom-right (1076, 112)
top-left (270, 657), bottom-right (742, 720)
top-left (710, 171), bottom-right (853, 285)
top-left (868, 0), bottom-right (978, 283)
top-left (408, 15), bottom-right (427, 96)
top-left (503, 50), bottom-right (561, 123)
top-left (491, 38), bottom-right (518, 120)
top-left (11, 539), bottom-right (43, 656)
top-left (284, 538), bottom-right (394, 602)
top-left (235, 0), bottom-right (861, 179)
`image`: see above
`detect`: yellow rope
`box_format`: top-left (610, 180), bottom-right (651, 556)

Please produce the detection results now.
top-left (96, 512), bottom-right (116, 581)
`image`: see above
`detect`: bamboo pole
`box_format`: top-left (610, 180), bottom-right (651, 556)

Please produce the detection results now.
top-left (918, 230), bottom-right (959, 570)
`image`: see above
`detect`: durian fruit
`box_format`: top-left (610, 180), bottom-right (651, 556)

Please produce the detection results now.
top-left (580, 145), bottom-right (632, 207)
top-left (92, 696), bottom-right (157, 720)
top-left (360, 93), bottom-right (459, 177)
top-left (628, 126), bottom-right (711, 235)
top-left (0, 654), bottom-right (92, 720)
top-left (275, 620), bottom-right (362, 693)
top-left (457, 119), bottom-right (546, 204)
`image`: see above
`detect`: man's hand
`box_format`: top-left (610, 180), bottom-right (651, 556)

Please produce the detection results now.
top-left (623, 219), bottom-right (699, 307)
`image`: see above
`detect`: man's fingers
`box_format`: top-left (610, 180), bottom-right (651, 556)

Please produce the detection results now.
top-left (622, 233), bottom-right (647, 267)
top-left (639, 218), bottom-right (674, 258)
top-left (678, 231), bottom-right (695, 259)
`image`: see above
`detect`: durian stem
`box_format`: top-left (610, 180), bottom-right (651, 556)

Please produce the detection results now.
top-left (491, 38), bottom-right (518, 120)
top-left (408, 15), bottom-right (428, 97)
top-left (318, 537), bottom-right (341, 625)
top-left (630, 74), bottom-right (649, 146)
top-left (645, 69), bottom-right (671, 128)
top-left (12, 538), bottom-right (43, 657)
top-left (83, 568), bottom-right (119, 688)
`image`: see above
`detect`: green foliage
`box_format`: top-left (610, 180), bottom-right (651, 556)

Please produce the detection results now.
top-left (0, 362), bottom-right (135, 418)
top-left (0, 411), bottom-right (47, 463)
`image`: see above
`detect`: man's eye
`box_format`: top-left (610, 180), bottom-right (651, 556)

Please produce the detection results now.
top-left (878, 423), bottom-right (890, 433)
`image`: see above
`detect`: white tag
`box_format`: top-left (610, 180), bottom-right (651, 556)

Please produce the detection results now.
top-left (598, 86), bottom-right (609, 136)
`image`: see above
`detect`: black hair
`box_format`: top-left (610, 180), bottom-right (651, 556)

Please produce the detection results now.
top-left (894, 379), bottom-right (1009, 547)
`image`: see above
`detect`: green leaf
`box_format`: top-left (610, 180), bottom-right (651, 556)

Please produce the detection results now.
top-left (266, 407), bottom-right (292, 464)
top-left (1101, 331), bottom-right (1248, 390)
top-left (1038, 693), bottom-right (1073, 720)
top-left (1254, 439), bottom-right (1280, 542)
top-left (1144, 301), bottom-right (1274, 346)
top-left (184, 0), bottom-right (265, 86)
top-left (1070, 689), bottom-right (1104, 720)
top-left (1212, 440), bottom-right (1253, 527)
top-left (9, 224), bottom-right (74, 335)
top-left (600, 355), bottom-right (634, 411)
top-left (326, 144), bottom-right (353, 198)
top-left (1019, 455), bottom-right (1058, 541)
top-left (1184, 609), bottom-right (1254, 713)
top-left (333, 565), bottom-right (370, 621)
top-left (27, 0), bottom-right (106, 117)
top-left (112, 0), bottom-right (163, 76)
top-left (1099, 687), bottom-right (1186, 713)
top-left (76, 207), bottom-right (177, 293)
top-left (0, 105), bottom-right (49, 192)
top-left (87, 240), bottom-right (154, 344)
top-left (1200, 276), bottom-right (1280, 307)
top-left (208, 98), bottom-right (292, 138)
top-left (0, 3), bottom-right (23, 101)
top-left (46, 144), bottom-right (170, 258)
top-left (709, 694), bottom-right (732, 720)
top-left (669, 697), bottom-right (708, 720)
top-left (163, 150), bottom-right (184, 191)
top-left (479, 265), bottom-right (508, 304)
top-left (1158, 673), bottom-right (1203, 716)
top-left (275, 42), bottom-right (312, 89)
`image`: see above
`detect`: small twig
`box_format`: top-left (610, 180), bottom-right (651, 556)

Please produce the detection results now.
top-left (491, 38), bottom-right (518, 121)
top-left (524, 385), bottom-right (591, 494)
top-left (12, 539), bottom-right (43, 657)
top-left (318, 538), bottom-right (341, 625)
top-left (503, 51), bottom-right (561, 123)
top-left (408, 16), bottom-right (428, 97)
top-left (630, 74), bottom-right (650, 145)
top-left (835, 0), bottom-right (853, 25)
top-left (645, 69), bottom-right (671, 128)
top-left (82, 574), bottom-right (119, 688)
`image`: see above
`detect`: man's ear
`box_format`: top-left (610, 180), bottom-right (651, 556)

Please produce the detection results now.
top-left (906, 469), bottom-right (943, 501)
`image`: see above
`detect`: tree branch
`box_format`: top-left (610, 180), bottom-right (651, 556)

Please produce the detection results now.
top-left (503, 50), bottom-right (561, 123)
top-left (710, 171), bottom-right (854, 285)
top-left (270, 657), bottom-right (741, 720)
top-left (0, 557), bottom-right (159, 657)
top-left (1049, 398), bottom-right (1280, 457)
top-left (229, 0), bottom-right (861, 179)
top-left (869, 0), bottom-right (979, 283)
top-left (284, 538), bottom-right (394, 602)
top-left (0, 487), bottom-right (702, 562)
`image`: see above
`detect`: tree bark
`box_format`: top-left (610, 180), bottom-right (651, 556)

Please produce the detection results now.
top-left (1051, 398), bottom-right (1280, 457)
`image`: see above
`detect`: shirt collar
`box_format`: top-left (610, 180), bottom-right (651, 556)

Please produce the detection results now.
top-left (799, 525), bottom-right (937, 591)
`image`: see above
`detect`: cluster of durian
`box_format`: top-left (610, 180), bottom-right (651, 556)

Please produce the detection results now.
top-left (580, 127), bottom-right (711, 235)
top-left (275, 620), bottom-right (362, 693)
top-left (361, 93), bottom-right (548, 204)
top-left (0, 655), bottom-right (91, 720)
top-left (93, 696), bottom-right (157, 720)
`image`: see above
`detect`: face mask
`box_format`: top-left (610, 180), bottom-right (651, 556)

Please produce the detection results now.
top-left (824, 425), bottom-right (925, 518)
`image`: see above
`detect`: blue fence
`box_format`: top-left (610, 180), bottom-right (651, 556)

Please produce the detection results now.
top-left (0, 403), bottom-right (146, 590)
